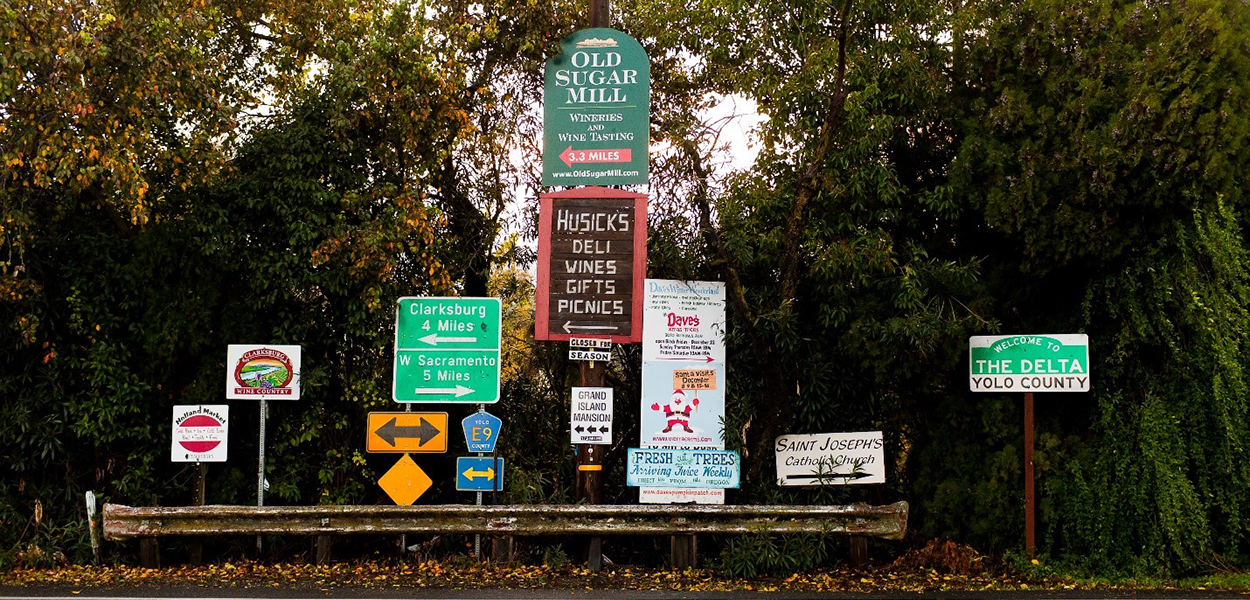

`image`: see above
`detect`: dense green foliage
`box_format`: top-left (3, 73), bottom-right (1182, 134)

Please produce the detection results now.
top-left (926, 0), bottom-right (1250, 572)
top-left (2, 0), bottom-right (1249, 575)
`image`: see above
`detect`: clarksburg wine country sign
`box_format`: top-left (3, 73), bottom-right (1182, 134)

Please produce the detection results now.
top-left (543, 28), bottom-right (649, 186)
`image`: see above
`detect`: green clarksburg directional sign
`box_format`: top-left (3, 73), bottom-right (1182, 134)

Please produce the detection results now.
top-left (969, 334), bottom-right (1090, 393)
top-left (543, 28), bottom-right (650, 186)
top-left (393, 297), bottom-right (502, 403)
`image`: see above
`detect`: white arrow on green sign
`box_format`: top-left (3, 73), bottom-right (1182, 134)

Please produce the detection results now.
top-left (969, 334), bottom-right (1090, 393)
top-left (393, 297), bottom-right (502, 403)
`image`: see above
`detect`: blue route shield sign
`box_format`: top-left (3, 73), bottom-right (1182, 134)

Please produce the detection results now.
top-left (456, 456), bottom-right (505, 492)
top-left (461, 411), bottom-right (502, 453)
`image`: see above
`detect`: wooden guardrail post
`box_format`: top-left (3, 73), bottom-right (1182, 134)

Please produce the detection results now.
top-left (138, 538), bottom-right (159, 568)
top-left (491, 536), bottom-right (514, 564)
top-left (849, 535), bottom-right (868, 568)
top-left (671, 534), bottom-right (696, 569)
top-left (315, 536), bottom-right (332, 565)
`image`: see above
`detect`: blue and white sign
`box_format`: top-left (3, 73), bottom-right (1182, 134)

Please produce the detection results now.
top-left (456, 456), bottom-right (504, 492)
top-left (462, 411), bottom-right (502, 453)
top-left (626, 448), bottom-right (740, 489)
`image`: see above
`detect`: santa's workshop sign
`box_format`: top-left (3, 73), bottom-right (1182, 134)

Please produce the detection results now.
top-left (639, 279), bottom-right (728, 503)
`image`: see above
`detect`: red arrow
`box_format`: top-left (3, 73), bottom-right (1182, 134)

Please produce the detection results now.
top-left (652, 355), bottom-right (715, 363)
top-left (560, 145), bottom-right (633, 168)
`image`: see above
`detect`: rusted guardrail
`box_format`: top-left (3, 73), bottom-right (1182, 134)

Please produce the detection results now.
top-left (104, 502), bottom-right (908, 540)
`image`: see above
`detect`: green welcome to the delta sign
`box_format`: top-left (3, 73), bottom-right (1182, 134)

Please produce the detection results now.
top-left (969, 334), bottom-right (1090, 393)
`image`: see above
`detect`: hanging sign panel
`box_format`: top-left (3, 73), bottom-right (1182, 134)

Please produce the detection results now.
top-left (536, 187), bottom-right (647, 343)
top-left (570, 387), bottom-right (613, 445)
top-left (626, 448), bottom-right (740, 489)
top-left (774, 431), bottom-right (885, 486)
top-left (543, 28), bottom-right (650, 186)
top-left (642, 280), bottom-right (726, 363)
top-left (393, 297), bottom-right (502, 403)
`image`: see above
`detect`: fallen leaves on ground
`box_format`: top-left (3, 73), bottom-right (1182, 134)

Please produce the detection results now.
top-left (0, 560), bottom-right (1228, 593)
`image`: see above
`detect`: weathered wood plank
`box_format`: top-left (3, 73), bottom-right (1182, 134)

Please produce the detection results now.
top-left (103, 502), bottom-right (908, 541)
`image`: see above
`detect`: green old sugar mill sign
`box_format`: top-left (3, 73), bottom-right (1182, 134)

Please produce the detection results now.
top-left (543, 28), bottom-right (650, 186)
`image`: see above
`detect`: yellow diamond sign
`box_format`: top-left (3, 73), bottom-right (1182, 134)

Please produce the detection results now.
top-left (378, 454), bottom-right (432, 505)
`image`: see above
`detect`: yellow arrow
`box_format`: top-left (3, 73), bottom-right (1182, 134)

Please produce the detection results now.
top-left (462, 467), bottom-right (496, 481)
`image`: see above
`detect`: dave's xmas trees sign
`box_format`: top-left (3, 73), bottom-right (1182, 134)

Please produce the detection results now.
top-left (543, 28), bottom-right (649, 186)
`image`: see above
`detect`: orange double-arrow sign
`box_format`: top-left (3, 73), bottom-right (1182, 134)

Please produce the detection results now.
top-left (366, 412), bottom-right (447, 453)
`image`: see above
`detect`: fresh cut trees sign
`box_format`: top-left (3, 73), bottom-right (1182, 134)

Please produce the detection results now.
top-left (969, 334), bottom-right (1090, 392)
top-left (543, 28), bottom-right (649, 186)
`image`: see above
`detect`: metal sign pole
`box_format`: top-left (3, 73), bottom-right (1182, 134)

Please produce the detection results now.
top-left (257, 398), bottom-right (266, 553)
top-left (475, 402), bottom-right (485, 561)
top-left (402, 403), bottom-right (411, 556)
top-left (1024, 391), bottom-right (1035, 559)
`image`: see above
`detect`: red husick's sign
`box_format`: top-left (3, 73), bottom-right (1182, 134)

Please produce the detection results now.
top-left (536, 186), bottom-right (646, 343)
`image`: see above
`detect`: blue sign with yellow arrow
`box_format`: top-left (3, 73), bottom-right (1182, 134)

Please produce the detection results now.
top-left (456, 456), bottom-right (504, 492)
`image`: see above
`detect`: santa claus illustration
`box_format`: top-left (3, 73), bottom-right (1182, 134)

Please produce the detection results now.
top-left (651, 389), bottom-right (699, 433)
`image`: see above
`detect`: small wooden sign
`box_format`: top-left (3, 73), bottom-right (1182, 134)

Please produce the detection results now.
top-left (570, 337), bottom-right (613, 349)
top-left (536, 187), bottom-right (647, 343)
top-left (673, 368), bottom-right (716, 390)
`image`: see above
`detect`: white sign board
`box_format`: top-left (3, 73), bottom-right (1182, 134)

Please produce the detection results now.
top-left (226, 345), bottom-right (301, 400)
top-left (640, 279), bottom-right (727, 504)
top-left (774, 431), bottom-right (885, 486)
top-left (642, 280), bottom-right (726, 362)
top-left (640, 363), bottom-right (725, 449)
top-left (569, 349), bottom-right (612, 362)
top-left (627, 448), bottom-right (740, 488)
top-left (571, 387), bottom-right (613, 445)
top-left (969, 334), bottom-right (1090, 393)
top-left (570, 337), bottom-right (612, 349)
top-left (172, 405), bottom-right (229, 462)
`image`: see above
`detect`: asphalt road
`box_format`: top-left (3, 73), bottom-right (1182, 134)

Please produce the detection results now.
top-left (2, 586), bottom-right (1250, 600)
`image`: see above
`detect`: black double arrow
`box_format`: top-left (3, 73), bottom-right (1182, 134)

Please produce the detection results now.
top-left (573, 425), bottom-right (610, 434)
top-left (375, 417), bottom-right (441, 447)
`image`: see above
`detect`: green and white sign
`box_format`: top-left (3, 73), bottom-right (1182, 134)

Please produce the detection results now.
top-left (393, 297), bottom-right (501, 403)
top-left (543, 28), bottom-right (649, 186)
top-left (969, 334), bottom-right (1090, 393)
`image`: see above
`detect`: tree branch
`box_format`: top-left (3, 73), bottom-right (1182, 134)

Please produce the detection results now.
top-left (680, 137), bottom-right (759, 347)
top-left (779, 0), bottom-right (854, 303)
